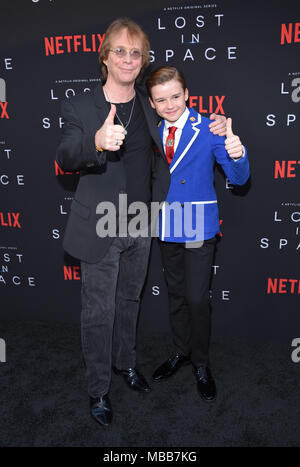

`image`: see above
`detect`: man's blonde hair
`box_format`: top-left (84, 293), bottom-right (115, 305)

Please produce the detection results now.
top-left (99, 18), bottom-right (151, 82)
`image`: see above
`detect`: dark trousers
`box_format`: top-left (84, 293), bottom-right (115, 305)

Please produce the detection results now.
top-left (159, 237), bottom-right (216, 367)
top-left (80, 236), bottom-right (151, 398)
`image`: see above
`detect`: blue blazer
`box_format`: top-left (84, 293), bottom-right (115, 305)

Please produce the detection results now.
top-left (157, 107), bottom-right (250, 242)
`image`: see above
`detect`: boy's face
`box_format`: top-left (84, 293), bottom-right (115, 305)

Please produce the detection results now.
top-left (149, 78), bottom-right (189, 123)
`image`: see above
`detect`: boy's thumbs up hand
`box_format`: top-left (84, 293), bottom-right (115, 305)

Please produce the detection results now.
top-left (225, 118), bottom-right (243, 160)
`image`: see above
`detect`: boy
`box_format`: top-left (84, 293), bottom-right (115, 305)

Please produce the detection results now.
top-left (146, 66), bottom-right (250, 401)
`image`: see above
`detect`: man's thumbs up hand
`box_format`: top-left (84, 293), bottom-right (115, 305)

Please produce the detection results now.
top-left (95, 104), bottom-right (126, 152)
top-left (106, 103), bottom-right (117, 124)
top-left (226, 117), bottom-right (234, 137)
top-left (225, 118), bottom-right (243, 160)
top-left (209, 113), bottom-right (226, 136)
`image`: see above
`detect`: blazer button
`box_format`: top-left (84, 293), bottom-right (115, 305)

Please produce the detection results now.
top-left (180, 180), bottom-right (186, 184)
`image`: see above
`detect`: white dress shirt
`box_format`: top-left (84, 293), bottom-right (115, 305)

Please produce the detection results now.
top-left (163, 107), bottom-right (190, 153)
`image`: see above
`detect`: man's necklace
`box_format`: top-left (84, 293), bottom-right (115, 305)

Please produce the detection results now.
top-left (104, 88), bottom-right (136, 131)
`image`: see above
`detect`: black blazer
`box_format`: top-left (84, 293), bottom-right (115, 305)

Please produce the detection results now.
top-left (56, 84), bottom-right (170, 263)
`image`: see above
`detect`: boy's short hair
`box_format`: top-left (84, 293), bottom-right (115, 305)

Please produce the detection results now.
top-left (146, 66), bottom-right (186, 96)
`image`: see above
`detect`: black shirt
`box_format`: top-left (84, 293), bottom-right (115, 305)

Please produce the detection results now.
top-left (110, 95), bottom-right (153, 206)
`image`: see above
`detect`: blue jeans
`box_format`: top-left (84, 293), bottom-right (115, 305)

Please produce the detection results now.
top-left (80, 235), bottom-right (151, 398)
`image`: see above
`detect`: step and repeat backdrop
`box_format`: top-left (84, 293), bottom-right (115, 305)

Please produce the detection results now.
top-left (1, 0), bottom-right (299, 344)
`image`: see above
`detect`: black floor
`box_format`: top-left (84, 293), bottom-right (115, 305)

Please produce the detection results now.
top-left (0, 319), bottom-right (299, 447)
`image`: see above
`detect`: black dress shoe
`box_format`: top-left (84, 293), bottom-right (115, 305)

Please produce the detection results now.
top-left (90, 394), bottom-right (112, 426)
top-left (152, 353), bottom-right (191, 381)
top-left (113, 367), bottom-right (151, 392)
top-left (194, 366), bottom-right (217, 402)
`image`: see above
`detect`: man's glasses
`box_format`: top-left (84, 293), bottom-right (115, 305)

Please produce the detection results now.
top-left (109, 47), bottom-right (143, 60)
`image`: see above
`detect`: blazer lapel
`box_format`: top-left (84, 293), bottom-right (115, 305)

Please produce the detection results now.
top-left (136, 86), bottom-right (165, 156)
top-left (91, 84), bottom-right (109, 123)
top-left (158, 118), bottom-right (165, 144)
top-left (170, 110), bottom-right (201, 174)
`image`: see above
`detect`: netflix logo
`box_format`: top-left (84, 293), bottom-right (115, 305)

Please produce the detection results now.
top-left (44, 34), bottom-right (105, 56)
top-left (0, 212), bottom-right (21, 228)
top-left (281, 23), bottom-right (300, 45)
top-left (64, 265), bottom-right (81, 281)
top-left (189, 96), bottom-right (225, 115)
top-left (274, 160), bottom-right (300, 179)
top-left (219, 219), bottom-right (223, 237)
top-left (267, 278), bottom-right (300, 294)
top-left (55, 161), bottom-right (79, 176)
top-left (0, 102), bottom-right (9, 119)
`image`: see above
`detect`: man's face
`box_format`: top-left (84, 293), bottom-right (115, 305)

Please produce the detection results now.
top-left (149, 79), bottom-right (189, 122)
top-left (104, 28), bottom-right (143, 86)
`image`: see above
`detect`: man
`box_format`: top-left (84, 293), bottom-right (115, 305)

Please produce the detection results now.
top-left (56, 19), bottom-right (227, 426)
top-left (146, 66), bottom-right (250, 402)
